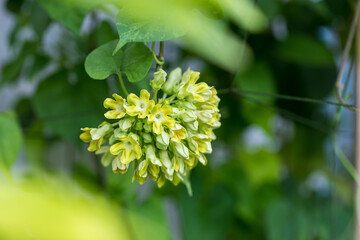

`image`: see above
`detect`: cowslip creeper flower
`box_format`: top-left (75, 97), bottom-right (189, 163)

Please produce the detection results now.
top-left (80, 67), bottom-right (221, 189)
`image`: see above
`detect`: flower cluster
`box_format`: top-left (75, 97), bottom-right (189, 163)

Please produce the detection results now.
top-left (80, 68), bottom-right (221, 187)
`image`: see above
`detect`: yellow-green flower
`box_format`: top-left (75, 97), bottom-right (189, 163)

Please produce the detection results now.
top-left (188, 134), bottom-right (212, 155)
top-left (112, 155), bottom-right (129, 173)
top-left (170, 123), bottom-right (187, 142)
top-left (177, 69), bottom-right (210, 102)
top-left (104, 94), bottom-right (126, 119)
top-left (148, 104), bottom-right (175, 134)
top-left (80, 122), bottom-right (111, 152)
top-left (110, 134), bottom-right (142, 164)
top-left (126, 90), bottom-right (154, 118)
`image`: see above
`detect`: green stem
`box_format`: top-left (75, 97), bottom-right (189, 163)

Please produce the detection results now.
top-left (162, 93), bottom-right (167, 100)
top-left (117, 73), bottom-right (129, 96)
top-left (152, 42), bottom-right (165, 66)
top-left (154, 90), bottom-right (158, 104)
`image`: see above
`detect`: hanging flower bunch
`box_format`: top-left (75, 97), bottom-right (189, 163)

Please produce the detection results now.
top-left (80, 68), bottom-right (221, 187)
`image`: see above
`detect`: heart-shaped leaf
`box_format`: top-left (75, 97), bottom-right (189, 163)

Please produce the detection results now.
top-left (85, 40), bottom-right (153, 82)
top-left (114, 13), bottom-right (185, 54)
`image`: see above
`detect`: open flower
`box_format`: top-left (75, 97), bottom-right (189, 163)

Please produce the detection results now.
top-left (104, 94), bottom-right (126, 119)
top-left (126, 90), bottom-right (154, 118)
top-left (148, 104), bottom-right (175, 134)
top-left (110, 133), bottom-right (142, 164)
top-left (80, 122), bottom-right (111, 152)
top-left (177, 69), bottom-right (210, 102)
top-left (170, 123), bottom-right (187, 142)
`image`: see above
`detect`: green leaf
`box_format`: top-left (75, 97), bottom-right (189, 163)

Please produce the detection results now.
top-left (128, 198), bottom-right (171, 240)
top-left (236, 62), bottom-right (276, 104)
top-left (32, 68), bottom-right (109, 143)
top-left (275, 34), bottom-right (334, 66)
top-left (85, 40), bottom-right (153, 82)
top-left (240, 149), bottom-right (281, 186)
top-left (114, 12), bottom-right (185, 53)
top-left (37, 0), bottom-right (94, 34)
top-left (24, 123), bottom-right (45, 169)
top-left (265, 199), bottom-right (310, 240)
top-left (1, 41), bottom-right (37, 85)
top-left (0, 112), bottom-right (22, 173)
top-left (236, 63), bottom-right (276, 130)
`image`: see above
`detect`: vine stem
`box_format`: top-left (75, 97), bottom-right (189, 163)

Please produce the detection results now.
top-left (152, 42), bottom-right (165, 67)
top-left (335, 0), bottom-right (360, 112)
top-left (156, 41), bottom-right (165, 71)
top-left (117, 73), bottom-right (129, 96)
top-left (355, 11), bottom-right (360, 239)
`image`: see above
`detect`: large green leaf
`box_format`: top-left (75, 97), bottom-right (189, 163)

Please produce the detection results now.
top-left (0, 112), bottom-right (22, 173)
top-left (85, 40), bottom-right (153, 82)
top-left (114, 12), bottom-right (185, 53)
top-left (275, 34), bottom-right (334, 66)
top-left (32, 69), bottom-right (109, 143)
top-left (37, 0), bottom-right (93, 34)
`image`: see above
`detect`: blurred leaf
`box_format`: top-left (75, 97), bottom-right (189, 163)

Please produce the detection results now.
top-left (257, 0), bottom-right (281, 20)
top-left (5, 0), bottom-right (24, 13)
top-left (0, 178), bottom-right (131, 240)
top-left (236, 63), bottom-right (276, 130)
top-left (265, 199), bottom-right (310, 240)
top-left (240, 149), bottom-right (280, 186)
top-left (32, 69), bottom-right (108, 143)
top-left (180, 177), bottom-right (235, 240)
top-left (236, 62), bottom-right (276, 103)
top-left (24, 123), bottom-right (45, 169)
top-left (114, 12), bottom-right (185, 53)
top-left (95, 21), bottom-right (118, 46)
top-left (128, 198), bottom-right (171, 240)
top-left (1, 41), bottom-right (37, 85)
top-left (275, 34), bottom-right (334, 66)
top-left (85, 41), bottom-right (153, 82)
top-left (195, 0), bottom-right (224, 19)
top-left (0, 112), bottom-right (22, 173)
top-left (38, 0), bottom-right (95, 34)
top-left (219, 0), bottom-right (267, 32)
top-left (28, 55), bottom-right (50, 79)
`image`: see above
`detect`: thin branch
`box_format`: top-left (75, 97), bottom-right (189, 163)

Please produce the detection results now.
top-left (118, 73), bottom-right (129, 96)
top-left (218, 88), bottom-right (359, 109)
top-left (335, 0), bottom-right (360, 112)
top-left (152, 42), bottom-right (165, 66)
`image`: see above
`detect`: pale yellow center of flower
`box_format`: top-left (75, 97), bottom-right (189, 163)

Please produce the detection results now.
top-left (154, 112), bottom-right (164, 122)
top-left (137, 100), bottom-right (147, 111)
top-left (124, 140), bottom-right (133, 150)
top-left (115, 104), bottom-right (124, 112)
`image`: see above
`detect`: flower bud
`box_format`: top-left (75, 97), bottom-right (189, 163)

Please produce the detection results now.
top-left (135, 120), bottom-right (143, 131)
top-left (162, 67), bottom-right (182, 95)
top-left (184, 120), bottom-right (198, 131)
top-left (99, 148), bottom-right (115, 167)
top-left (90, 122), bottom-right (111, 140)
top-left (138, 159), bottom-right (149, 177)
top-left (118, 117), bottom-right (135, 132)
top-left (114, 128), bottom-right (126, 139)
top-left (173, 141), bottom-right (189, 159)
top-left (145, 145), bottom-right (161, 166)
top-left (150, 69), bottom-right (167, 90)
top-left (159, 150), bottom-right (174, 177)
top-left (156, 130), bottom-right (170, 150)
top-left (112, 155), bottom-right (128, 173)
top-left (176, 100), bottom-right (197, 110)
top-left (143, 133), bottom-right (153, 143)
top-left (143, 121), bottom-right (152, 133)
top-left (195, 110), bottom-right (214, 123)
top-left (178, 110), bottom-right (197, 122)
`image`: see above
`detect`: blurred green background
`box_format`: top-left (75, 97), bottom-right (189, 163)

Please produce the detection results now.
top-left (0, 0), bottom-right (357, 239)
